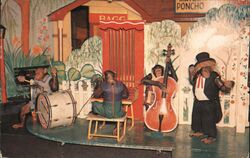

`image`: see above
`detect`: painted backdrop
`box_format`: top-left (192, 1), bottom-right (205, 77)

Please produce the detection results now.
top-left (1, 0), bottom-right (249, 132)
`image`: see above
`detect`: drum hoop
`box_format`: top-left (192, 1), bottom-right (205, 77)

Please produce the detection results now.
top-left (37, 93), bottom-right (46, 129)
top-left (37, 92), bottom-right (52, 129)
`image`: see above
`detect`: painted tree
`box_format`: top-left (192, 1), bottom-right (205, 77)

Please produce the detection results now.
top-left (14, 0), bottom-right (30, 56)
top-left (215, 47), bottom-right (234, 79)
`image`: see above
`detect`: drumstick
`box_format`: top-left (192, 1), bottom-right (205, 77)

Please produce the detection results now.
top-left (24, 79), bottom-right (30, 83)
top-left (24, 79), bottom-right (39, 87)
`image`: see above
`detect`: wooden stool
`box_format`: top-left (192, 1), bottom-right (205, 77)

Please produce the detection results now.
top-left (87, 113), bottom-right (127, 142)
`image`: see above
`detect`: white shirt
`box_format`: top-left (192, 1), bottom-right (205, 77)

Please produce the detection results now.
top-left (195, 75), bottom-right (209, 101)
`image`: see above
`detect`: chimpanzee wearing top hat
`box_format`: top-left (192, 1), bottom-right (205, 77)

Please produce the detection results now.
top-left (188, 51), bottom-right (235, 144)
top-left (194, 52), bottom-right (216, 73)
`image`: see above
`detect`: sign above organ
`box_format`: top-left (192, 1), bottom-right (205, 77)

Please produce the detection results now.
top-left (175, 0), bottom-right (229, 13)
top-left (89, 13), bottom-right (128, 23)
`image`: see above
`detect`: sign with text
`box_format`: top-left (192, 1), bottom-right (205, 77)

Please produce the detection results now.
top-left (89, 13), bottom-right (128, 23)
top-left (175, 0), bottom-right (229, 13)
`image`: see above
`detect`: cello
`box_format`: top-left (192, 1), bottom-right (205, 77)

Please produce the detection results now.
top-left (144, 43), bottom-right (178, 132)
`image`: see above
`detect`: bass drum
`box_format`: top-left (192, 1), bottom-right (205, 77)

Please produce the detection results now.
top-left (36, 90), bottom-right (76, 129)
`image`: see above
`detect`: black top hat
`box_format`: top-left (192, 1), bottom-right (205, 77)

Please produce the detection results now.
top-left (194, 52), bottom-right (216, 72)
top-left (194, 52), bottom-right (216, 67)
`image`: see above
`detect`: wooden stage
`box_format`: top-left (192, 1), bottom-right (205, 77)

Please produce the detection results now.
top-left (26, 117), bottom-right (249, 158)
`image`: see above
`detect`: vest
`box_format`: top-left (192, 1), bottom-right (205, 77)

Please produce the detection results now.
top-left (193, 71), bottom-right (220, 101)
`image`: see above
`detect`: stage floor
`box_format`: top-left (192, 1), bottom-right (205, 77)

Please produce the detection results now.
top-left (26, 117), bottom-right (249, 158)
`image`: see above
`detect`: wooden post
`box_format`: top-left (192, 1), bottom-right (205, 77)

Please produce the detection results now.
top-left (58, 20), bottom-right (64, 61)
top-left (0, 25), bottom-right (7, 104)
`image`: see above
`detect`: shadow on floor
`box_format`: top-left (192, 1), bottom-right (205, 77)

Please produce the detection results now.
top-left (1, 102), bottom-right (171, 158)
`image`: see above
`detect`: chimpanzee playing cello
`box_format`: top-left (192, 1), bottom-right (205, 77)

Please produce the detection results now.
top-left (141, 43), bottom-right (178, 132)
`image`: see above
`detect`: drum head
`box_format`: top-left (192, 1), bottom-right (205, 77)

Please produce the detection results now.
top-left (36, 93), bottom-right (51, 129)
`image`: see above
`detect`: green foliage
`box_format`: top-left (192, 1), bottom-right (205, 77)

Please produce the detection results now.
top-left (48, 61), bottom-right (66, 83)
top-left (80, 64), bottom-right (96, 79)
top-left (66, 36), bottom-right (102, 70)
top-left (68, 68), bottom-right (81, 81)
top-left (52, 61), bottom-right (65, 71)
top-left (57, 70), bottom-right (67, 83)
top-left (65, 36), bottom-right (103, 82)
top-left (2, 41), bottom-right (51, 100)
top-left (31, 54), bottom-right (49, 66)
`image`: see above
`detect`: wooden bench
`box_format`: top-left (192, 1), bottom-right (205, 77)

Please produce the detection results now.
top-left (87, 113), bottom-right (127, 142)
top-left (86, 87), bottom-right (138, 142)
top-left (89, 86), bottom-right (138, 131)
top-left (90, 98), bottom-right (134, 130)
